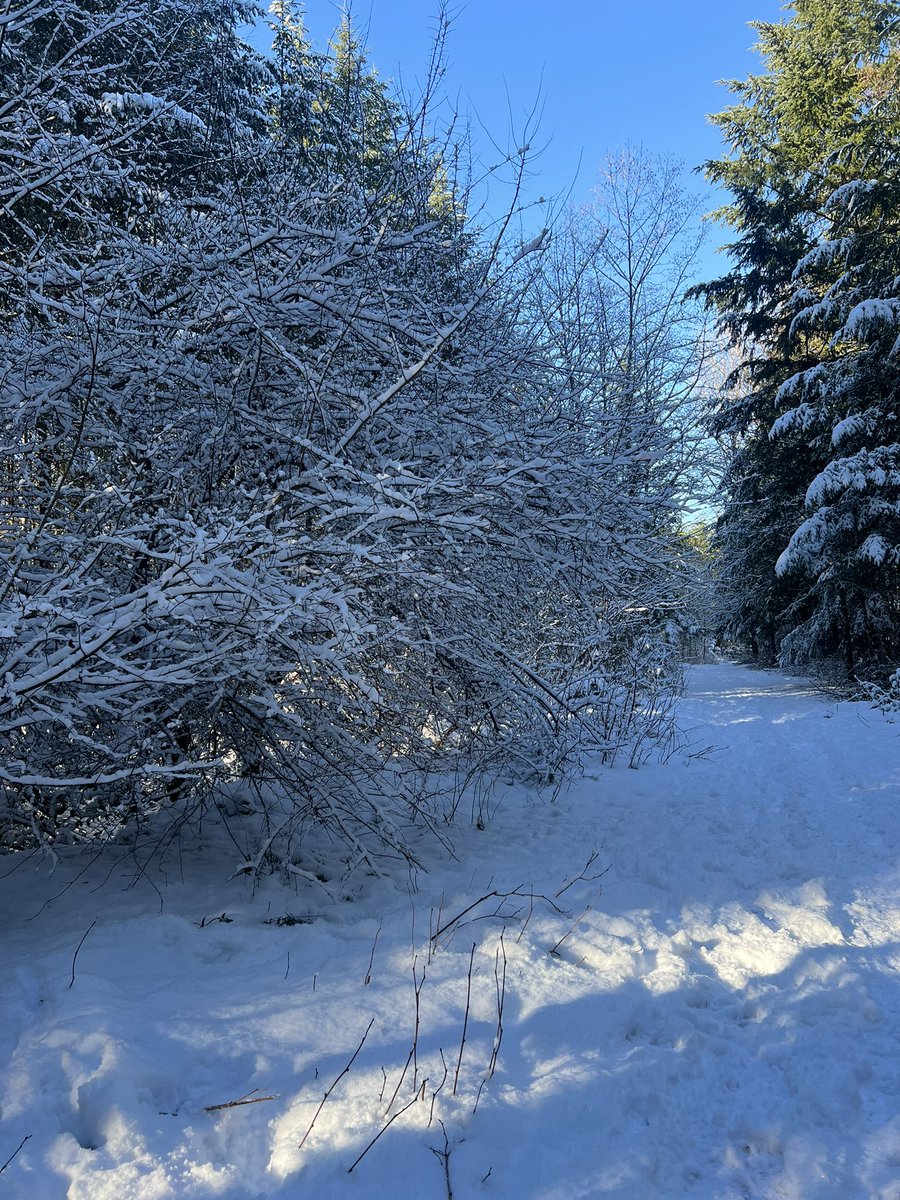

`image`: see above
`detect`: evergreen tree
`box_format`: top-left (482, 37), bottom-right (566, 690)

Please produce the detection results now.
top-left (699, 0), bottom-right (900, 675)
top-left (266, 0), bottom-right (325, 172)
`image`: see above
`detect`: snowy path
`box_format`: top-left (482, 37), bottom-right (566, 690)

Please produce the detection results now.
top-left (1, 663), bottom-right (899, 1199)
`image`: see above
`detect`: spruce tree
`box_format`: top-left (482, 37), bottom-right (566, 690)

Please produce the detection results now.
top-left (699, 0), bottom-right (900, 675)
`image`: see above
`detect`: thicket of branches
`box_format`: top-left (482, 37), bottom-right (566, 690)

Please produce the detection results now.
top-left (0, 0), bottom-right (699, 867)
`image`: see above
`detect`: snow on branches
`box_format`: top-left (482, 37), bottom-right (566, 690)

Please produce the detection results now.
top-left (0, 0), bottom-right (687, 862)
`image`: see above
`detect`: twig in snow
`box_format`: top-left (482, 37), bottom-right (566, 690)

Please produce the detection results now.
top-left (429, 1049), bottom-right (448, 1128)
top-left (385, 956), bottom-right (426, 1115)
top-left (205, 1089), bottom-right (277, 1112)
top-left (429, 1120), bottom-right (454, 1199)
top-left (347, 1087), bottom-right (425, 1174)
top-left (515, 889), bottom-right (535, 944)
top-left (0, 1134), bottom-right (31, 1175)
top-left (686, 744), bottom-right (718, 760)
top-left (554, 849), bottom-right (608, 899)
top-left (549, 905), bottom-right (592, 958)
top-left (473, 933), bottom-right (508, 1115)
top-left (69, 920), bottom-right (97, 988)
top-left (487, 931), bottom-right (507, 1080)
top-left (412, 955), bottom-right (424, 1091)
top-left (431, 886), bottom-right (563, 944)
top-left (385, 1049), bottom-right (413, 1116)
top-left (452, 943), bottom-right (476, 1095)
top-left (298, 1018), bottom-right (374, 1151)
top-left (428, 894), bottom-right (445, 964)
top-left (363, 919), bottom-right (382, 986)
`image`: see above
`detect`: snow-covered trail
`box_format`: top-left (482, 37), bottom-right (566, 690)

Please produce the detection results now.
top-left (439, 662), bottom-right (900, 1199)
top-left (1, 664), bottom-right (899, 1199)
top-left (519, 664), bottom-right (900, 1198)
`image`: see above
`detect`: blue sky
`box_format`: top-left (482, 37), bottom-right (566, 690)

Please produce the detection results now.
top-left (246, 1), bottom-right (786, 280)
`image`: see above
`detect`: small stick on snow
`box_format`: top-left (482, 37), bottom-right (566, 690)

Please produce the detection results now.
top-left (554, 850), bottom-right (609, 899)
top-left (429, 1120), bottom-right (453, 1200)
top-left (205, 1089), bottom-right (277, 1112)
top-left (364, 919), bottom-right (382, 986)
top-left (429, 892), bottom-right (444, 964)
top-left (516, 890), bottom-right (535, 944)
top-left (487, 932), bottom-right (507, 1080)
top-left (452, 943), bottom-right (476, 1095)
top-left (549, 906), bottom-right (592, 958)
top-left (431, 887), bottom-right (563, 944)
top-left (347, 1086), bottom-right (425, 1174)
top-left (385, 1046), bottom-right (414, 1117)
top-left (411, 955), bottom-right (424, 1091)
top-left (0, 1134), bottom-right (31, 1175)
top-left (298, 1018), bottom-right (375, 1151)
top-left (69, 920), bottom-right (97, 988)
top-left (429, 1049), bottom-right (448, 1127)
top-left (385, 956), bottom-right (426, 1115)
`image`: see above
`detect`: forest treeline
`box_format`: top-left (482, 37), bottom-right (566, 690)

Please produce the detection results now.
top-left (700, 0), bottom-right (900, 697)
top-left (0, 0), bottom-right (704, 863)
top-left (3, 0), bottom-right (898, 865)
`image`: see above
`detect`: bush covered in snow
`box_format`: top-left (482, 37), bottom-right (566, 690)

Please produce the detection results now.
top-left (860, 668), bottom-right (900, 716)
top-left (0, 1), bottom-right (696, 867)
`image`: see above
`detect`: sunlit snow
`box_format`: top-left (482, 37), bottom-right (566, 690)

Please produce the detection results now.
top-left (1, 663), bottom-right (899, 1199)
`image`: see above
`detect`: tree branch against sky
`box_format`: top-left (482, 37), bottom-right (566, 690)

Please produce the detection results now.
top-left (1, 0), bottom-right (691, 858)
top-left (242, 0), bottom-right (784, 279)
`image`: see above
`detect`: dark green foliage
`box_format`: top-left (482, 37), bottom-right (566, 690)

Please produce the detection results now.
top-left (698, 0), bottom-right (900, 677)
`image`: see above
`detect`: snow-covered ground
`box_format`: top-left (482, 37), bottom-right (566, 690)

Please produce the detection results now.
top-left (2, 663), bottom-right (899, 1199)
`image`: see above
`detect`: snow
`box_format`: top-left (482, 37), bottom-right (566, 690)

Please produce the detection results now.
top-left (769, 402), bottom-right (818, 439)
top-left (805, 448), bottom-right (900, 508)
top-left (840, 299), bottom-right (900, 343)
top-left (859, 534), bottom-right (891, 566)
top-left (99, 93), bottom-right (207, 132)
top-left (832, 412), bottom-right (868, 448)
top-left (2, 663), bottom-right (899, 1199)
